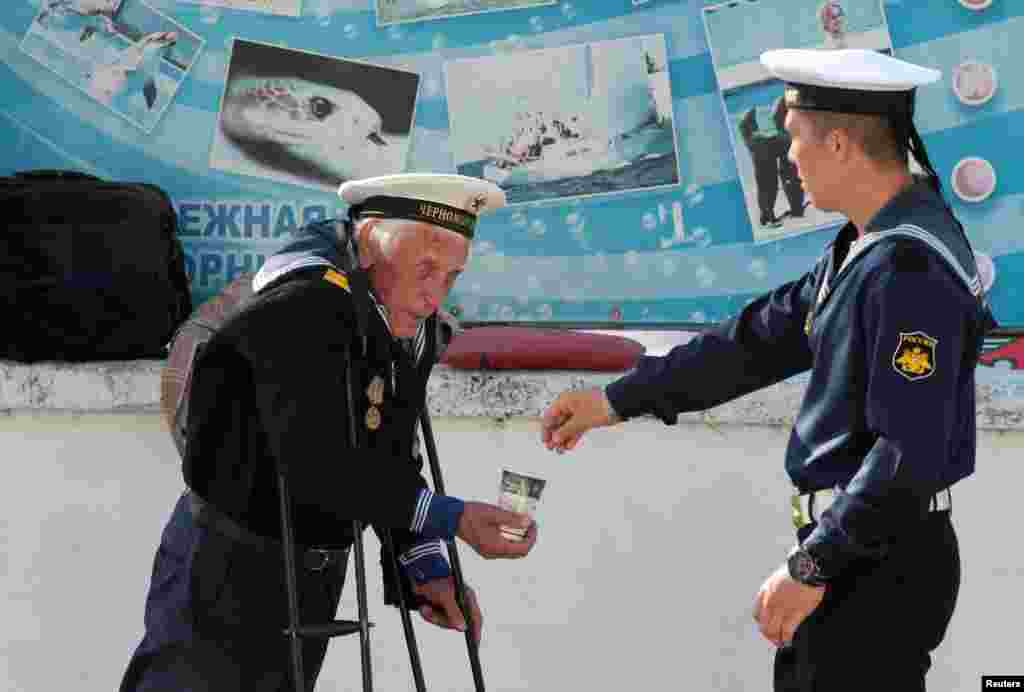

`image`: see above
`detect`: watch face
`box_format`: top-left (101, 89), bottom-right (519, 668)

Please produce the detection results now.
top-left (793, 551), bottom-right (818, 580)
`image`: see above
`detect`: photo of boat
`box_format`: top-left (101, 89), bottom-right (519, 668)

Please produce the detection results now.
top-left (445, 33), bottom-right (681, 205)
top-left (481, 112), bottom-right (622, 185)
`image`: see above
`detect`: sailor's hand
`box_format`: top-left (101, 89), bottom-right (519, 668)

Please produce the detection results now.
top-left (457, 502), bottom-right (537, 559)
top-left (541, 387), bottom-right (618, 453)
top-left (414, 577), bottom-right (482, 643)
top-left (752, 563), bottom-right (825, 648)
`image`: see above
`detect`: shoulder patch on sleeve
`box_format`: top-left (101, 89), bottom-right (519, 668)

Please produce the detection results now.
top-left (323, 268), bottom-right (350, 291)
top-left (893, 331), bottom-right (937, 381)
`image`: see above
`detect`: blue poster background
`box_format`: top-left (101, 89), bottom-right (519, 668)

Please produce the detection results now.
top-left (2, 0), bottom-right (1021, 328)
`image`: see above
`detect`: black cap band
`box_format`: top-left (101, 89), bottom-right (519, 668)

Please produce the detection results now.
top-left (349, 195), bottom-right (476, 239)
top-left (784, 83), bottom-right (915, 117)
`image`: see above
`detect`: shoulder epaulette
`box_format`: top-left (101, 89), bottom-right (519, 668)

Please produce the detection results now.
top-left (323, 268), bottom-right (350, 292)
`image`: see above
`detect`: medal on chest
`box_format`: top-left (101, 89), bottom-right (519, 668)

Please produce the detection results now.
top-left (365, 374), bottom-right (385, 431)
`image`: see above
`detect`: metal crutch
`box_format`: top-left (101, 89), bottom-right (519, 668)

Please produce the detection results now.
top-left (419, 408), bottom-right (486, 692)
top-left (278, 466), bottom-right (367, 692)
top-left (279, 350), bottom-right (430, 692)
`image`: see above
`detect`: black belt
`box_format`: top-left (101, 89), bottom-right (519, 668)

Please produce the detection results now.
top-left (186, 491), bottom-right (349, 572)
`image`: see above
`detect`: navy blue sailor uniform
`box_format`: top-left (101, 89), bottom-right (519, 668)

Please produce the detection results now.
top-left (119, 221), bottom-right (463, 692)
top-left (604, 179), bottom-right (991, 687)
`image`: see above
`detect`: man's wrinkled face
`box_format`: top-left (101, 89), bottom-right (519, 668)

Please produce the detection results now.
top-left (371, 221), bottom-right (470, 338)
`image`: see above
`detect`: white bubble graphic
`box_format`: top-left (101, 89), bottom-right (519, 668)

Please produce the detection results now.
top-left (474, 240), bottom-right (496, 256)
top-left (499, 305), bottom-right (516, 321)
top-left (642, 212), bottom-right (658, 231)
top-left (686, 191), bottom-right (705, 207)
top-left (696, 264), bottom-right (716, 288)
top-left (491, 34), bottom-right (527, 53)
top-left (690, 226), bottom-right (712, 248)
top-left (199, 5), bottom-right (221, 24)
top-left (387, 25), bottom-right (404, 40)
top-left (565, 212), bottom-right (580, 226)
top-left (343, 23), bottom-right (359, 39)
top-left (685, 183), bottom-right (700, 196)
top-left (749, 258), bottom-right (768, 280)
top-left (529, 16), bottom-right (544, 32)
top-left (529, 219), bottom-right (547, 238)
top-left (511, 210), bottom-right (528, 227)
top-left (561, 2), bottom-right (577, 20)
top-left (690, 311), bottom-right (707, 323)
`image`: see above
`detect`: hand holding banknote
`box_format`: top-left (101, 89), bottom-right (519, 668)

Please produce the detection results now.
top-left (457, 502), bottom-right (537, 559)
top-left (541, 387), bottom-right (621, 453)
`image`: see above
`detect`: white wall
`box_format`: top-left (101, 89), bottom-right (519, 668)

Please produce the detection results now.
top-left (2, 413), bottom-right (1021, 692)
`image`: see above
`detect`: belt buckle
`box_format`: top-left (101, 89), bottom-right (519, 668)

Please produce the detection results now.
top-left (306, 549), bottom-right (333, 572)
top-left (791, 493), bottom-right (809, 530)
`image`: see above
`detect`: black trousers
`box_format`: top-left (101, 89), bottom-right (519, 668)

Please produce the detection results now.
top-left (120, 492), bottom-right (350, 692)
top-left (774, 511), bottom-right (960, 691)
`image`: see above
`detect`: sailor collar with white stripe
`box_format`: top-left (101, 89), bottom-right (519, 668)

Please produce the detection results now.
top-left (813, 181), bottom-right (981, 308)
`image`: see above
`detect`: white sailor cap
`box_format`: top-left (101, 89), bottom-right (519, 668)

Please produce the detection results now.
top-left (338, 173), bottom-right (506, 239)
top-left (760, 49), bottom-right (941, 116)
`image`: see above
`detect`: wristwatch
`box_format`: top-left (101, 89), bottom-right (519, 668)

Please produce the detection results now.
top-left (787, 545), bottom-right (828, 587)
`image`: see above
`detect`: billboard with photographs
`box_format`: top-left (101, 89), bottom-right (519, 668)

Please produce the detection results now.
top-left (1, 0), bottom-right (1022, 333)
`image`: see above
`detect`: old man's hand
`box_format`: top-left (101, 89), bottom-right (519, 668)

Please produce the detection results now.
top-left (457, 502), bottom-right (537, 559)
top-left (414, 577), bottom-right (482, 643)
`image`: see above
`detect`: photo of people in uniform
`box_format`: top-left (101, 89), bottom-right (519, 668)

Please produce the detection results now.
top-left (703, 0), bottom-right (893, 242)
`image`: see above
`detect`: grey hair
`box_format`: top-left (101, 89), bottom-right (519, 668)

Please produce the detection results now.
top-left (353, 217), bottom-right (408, 261)
top-left (355, 217), bottom-right (472, 262)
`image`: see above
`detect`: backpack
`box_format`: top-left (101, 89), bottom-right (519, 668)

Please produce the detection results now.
top-left (0, 170), bottom-right (192, 362)
top-left (160, 262), bottom-right (461, 459)
top-left (160, 271), bottom-right (256, 458)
